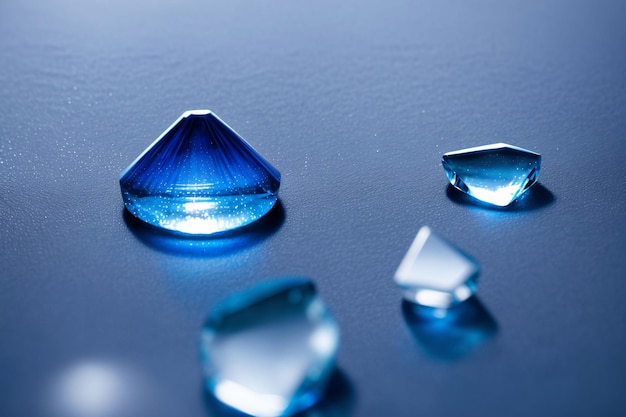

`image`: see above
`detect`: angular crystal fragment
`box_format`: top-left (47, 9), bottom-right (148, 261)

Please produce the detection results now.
top-left (442, 143), bottom-right (541, 206)
top-left (120, 110), bottom-right (280, 235)
top-left (201, 278), bottom-right (339, 417)
top-left (394, 227), bottom-right (479, 308)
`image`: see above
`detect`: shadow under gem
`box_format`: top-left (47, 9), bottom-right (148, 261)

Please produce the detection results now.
top-left (402, 296), bottom-right (498, 361)
top-left (203, 369), bottom-right (355, 417)
top-left (446, 183), bottom-right (555, 211)
top-left (123, 200), bottom-right (285, 257)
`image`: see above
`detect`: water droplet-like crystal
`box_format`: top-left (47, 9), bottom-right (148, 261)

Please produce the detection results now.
top-left (442, 143), bottom-right (541, 207)
top-left (201, 278), bottom-right (340, 417)
top-left (120, 110), bottom-right (280, 235)
top-left (394, 227), bottom-right (479, 308)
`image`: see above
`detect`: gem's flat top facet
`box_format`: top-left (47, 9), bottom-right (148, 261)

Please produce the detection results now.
top-left (442, 143), bottom-right (541, 207)
top-left (201, 278), bottom-right (339, 417)
top-left (120, 110), bottom-right (280, 235)
top-left (394, 227), bottom-right (479, 308)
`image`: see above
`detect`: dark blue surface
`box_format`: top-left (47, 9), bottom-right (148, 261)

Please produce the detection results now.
top-left (1, 1), bottom-right (626, 416)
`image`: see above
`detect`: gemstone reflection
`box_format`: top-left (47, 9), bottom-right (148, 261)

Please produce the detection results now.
top-left (201, 278), bottom-right (339, 417)
top-left (442, 143), bottom-right (541, 207)
top-left (120, 110), bottom-right (280, 235)
top-left (402, 297), bottom-right (498, 360)
top-left (394, 227), bottom-right (479, 308)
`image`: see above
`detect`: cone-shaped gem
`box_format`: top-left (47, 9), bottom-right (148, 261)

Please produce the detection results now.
top-left (394, 227), bottom-right (479, 308)
top-left (120, 110), bottom-right (280, 235)
top-left (201, 278), bottom-right (339, 417)
top-left (442, 143), bottom-right (541, 207)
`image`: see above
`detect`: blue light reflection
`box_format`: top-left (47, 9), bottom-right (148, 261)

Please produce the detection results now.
top-left (123, 200), bottom-right (284, 257)
top-left (203, 369), bottom-right (354, 417)
top-left (446, 183), bottom-right (555, 212)
top-left (402, 296), bottom-right (498, 361)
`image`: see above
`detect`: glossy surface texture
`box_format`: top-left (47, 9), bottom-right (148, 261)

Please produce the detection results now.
top-left (2, 1), bottom-right (626, 416)
top-left (120, 111), bottom-right (280, 235)
top-left (442, 143), bottom-right (541, 206)
top-left (395, 227), bottom-right (479, 308)
top-left (201, 278), bottom-right (339, 417)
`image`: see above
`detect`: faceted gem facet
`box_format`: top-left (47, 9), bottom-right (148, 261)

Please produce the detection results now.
top-left (200, 278), bottom-right (340, 417)
top-left (120, 110), bottom-right (280, 235)
top-left (394, 227), bottom-right (479, 308)
top-left (442, 143), bottom-right (541, 207)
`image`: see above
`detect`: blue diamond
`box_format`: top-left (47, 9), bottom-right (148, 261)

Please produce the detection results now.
top-left (201, 278), bottom-right (339, 417)
top-left (442, 143), bottom-right (541, 207)
top-left (120, 110), bottom-right (280, 235)
top-left (394, 227), bottom-right (479, 308)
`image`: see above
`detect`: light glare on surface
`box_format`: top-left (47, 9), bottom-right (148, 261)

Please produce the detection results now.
top-left (309, 325), bottom-right (338, 355)
top-left (183, 201), bottom-right (218, 213)
top-left (466, 184), bottom-right (522, 207)
top-left (413, 289), bottom-right (454, 308)
top-left (51, 361), bottom-right (130, 417)
top-left (215, 380), bottom-right (287, 417)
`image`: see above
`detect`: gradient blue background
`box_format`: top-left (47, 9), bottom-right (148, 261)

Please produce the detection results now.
top-left (1, 1), bottom-right (625, 416)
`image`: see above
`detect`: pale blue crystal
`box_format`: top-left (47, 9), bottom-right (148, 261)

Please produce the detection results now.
top-left (120, 110), bottom-right (280, 235)
top-left (200, 278), bottom-right (339, 417)
top-left (394, 227), bottom-right (479, 308)
top-left (442, 143), bottom-right (541, 207)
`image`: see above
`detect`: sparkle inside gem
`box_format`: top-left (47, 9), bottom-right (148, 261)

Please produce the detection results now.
top-left (442, 143), bottom-right (541, 207)
top-left (201, 278), bottom-right (339, 417)
top-left (119, 110), bottom-right (280, 235)
top-left (394, 227), bottom-right (479, 308)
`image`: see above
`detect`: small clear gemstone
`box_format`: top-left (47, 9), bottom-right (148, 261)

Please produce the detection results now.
top-left (120, 110), bottom-right (280, 235)
top-left (394, 227), bottom-right (479, 308)
top-left (442, 143), bottom-right (541, 207)
top-left (201, 278), bottom-right (339, 417)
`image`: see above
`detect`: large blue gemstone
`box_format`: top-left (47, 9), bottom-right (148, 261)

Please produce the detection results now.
top-left (442, 143), bottom-right (541, 207)
top-left (120, 110), bottom-right (280, 235)
top-left (201, 278), bottom-right (340, 417)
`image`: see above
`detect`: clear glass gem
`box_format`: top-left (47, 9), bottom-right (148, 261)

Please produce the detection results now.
top-left (394, 227), bottom-right (479, 308)
top-left (120, 110), bottom-right (280, 235)
top-left (442, 143), bottom-right (541, 207)
top-left (201, 278), bottom-right (340, 417)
